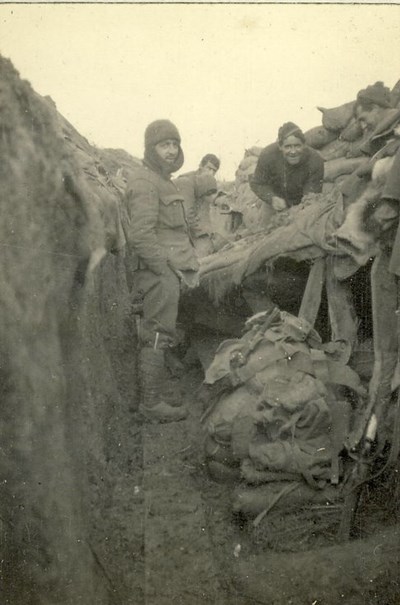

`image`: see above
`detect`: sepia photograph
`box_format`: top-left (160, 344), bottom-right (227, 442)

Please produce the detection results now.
top-left (0, 2), bottom-right (400, 603)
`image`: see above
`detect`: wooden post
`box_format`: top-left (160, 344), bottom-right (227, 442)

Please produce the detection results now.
top-left (369, 251), bottom-right (399, 435)
top-left (298, 257), bottom-right (326, 326)
top-left (325, 256), bottom-right (358, 350)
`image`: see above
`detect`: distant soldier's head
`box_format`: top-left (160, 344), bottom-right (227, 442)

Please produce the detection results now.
top-left (199, 153), bottom-right (220, 176)
top-left (354, 82), bottom-right (393, 133)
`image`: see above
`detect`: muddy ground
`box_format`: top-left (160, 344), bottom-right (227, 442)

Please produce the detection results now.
top-left (88, 325), bottom-right (400, 605)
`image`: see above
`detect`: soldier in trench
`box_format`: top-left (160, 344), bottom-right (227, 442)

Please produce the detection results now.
top-left (341, 81), bottom-right (400, 205)
top-left (178, 152), bottom-right (221, 179)
top-left (175, 172), bottom-right (219, 257)
top-left (249, 121), bottom-right (324, 211)
top-left (121, 119), bottom-right (199, 422)
top-left (241, 122), bottom-right (324, 315)
top-left (354, 81), bottom-right (398, 147)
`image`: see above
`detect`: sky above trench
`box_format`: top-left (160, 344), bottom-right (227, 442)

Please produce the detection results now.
top-left (1, 3), bottom-right (400, 180)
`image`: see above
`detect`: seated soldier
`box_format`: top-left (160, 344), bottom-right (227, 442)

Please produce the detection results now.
top-left (250, 122), bottom-right (324, 211)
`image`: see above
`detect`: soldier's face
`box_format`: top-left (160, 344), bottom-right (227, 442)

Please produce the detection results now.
top-left (199, 161), bottom-right (218, 176)
top-left (355, 105), bottom-right (384, 133)
top-left (279, 135), bottom-right (305, 165)
top-left (155, 139), bottom-right (180, 164)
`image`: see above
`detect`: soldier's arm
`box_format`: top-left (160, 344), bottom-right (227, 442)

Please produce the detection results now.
top-left (382, 147), bottom-right (400, 202)
top-left (176, 177), bottom-right (203, 236)
top-left (249, 150), bottom-right (276, 203)
top-left (124, 178), bottom-right (168, 275)
top-left (304, 152), bottom-right (325, 194)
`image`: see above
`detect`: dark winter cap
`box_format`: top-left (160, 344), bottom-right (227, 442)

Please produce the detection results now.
top-left (200, 153), bottom-right (220, 170)
top-left (278, 122), bottom-right (305, 144)
top-left (144, 119), bottom-right (181, 148)
top-left (356, 82), bottom-right (393, 109)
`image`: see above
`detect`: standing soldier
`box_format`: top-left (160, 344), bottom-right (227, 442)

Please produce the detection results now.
top-left (122, 120), bottom-right (199, 422)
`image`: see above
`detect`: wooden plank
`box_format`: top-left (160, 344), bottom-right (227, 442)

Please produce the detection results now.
top-left (298, 257), bottom-right (326, 326)
top-left (325, 256), bottom-right (358, 349)
top-left (369, 251), bottom-right (399, 430)
top-left (370, 251), bottom-right (398, 354)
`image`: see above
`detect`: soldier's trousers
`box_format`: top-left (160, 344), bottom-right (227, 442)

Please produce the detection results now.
top-left (134, 266), bottom-right (180, 348)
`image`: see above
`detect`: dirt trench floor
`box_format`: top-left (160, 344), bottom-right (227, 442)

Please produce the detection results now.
top-left (88, 361), bottom-right (400, 605)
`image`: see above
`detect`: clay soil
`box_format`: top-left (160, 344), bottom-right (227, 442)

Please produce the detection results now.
top-left (87, 347), bottom-right (400, 605)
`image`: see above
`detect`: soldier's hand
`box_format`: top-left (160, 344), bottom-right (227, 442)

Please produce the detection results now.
top-left (175, 269), bottom-right (184, 282)
top-left (189, 271), bottom-right (200, 289)
top-left (271, 196), bottom-right (287, 212)
top-left (175, 269), bottom-right (200, 290)
top-left (183, 271), bottom-right (200, 289)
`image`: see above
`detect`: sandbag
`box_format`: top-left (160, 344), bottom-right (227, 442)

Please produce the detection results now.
top-left (320, 138), bottom-right (351, 161)
top-left (318, 101), bottom-right (355, 132)
top-left (232, 187), bottom-right (275, 234)
top-left (324, 157), bottom-right (367, 182)
top-left (249, 430), bottom-right (332, 478)
top-left (304, 126), bottom-right (337, 149)
top-left (391, 79), bottom-right (400, 108)
top-left (339, 117), bottom-right (364, 142)
top-left (244, 146), bottom-right (263, 158)
top-left (235, 166), bottom-right (255, 184)
top-left (206, 385), bottom-right (259, 441)
top-left (206, 460), bottom-right (240, 483)
top-left (232, 481), bottom-right (339, 517)
top-left (237, 155), bottom-right (258, 172)
top-left (235, 152), bottom-right (259, 185)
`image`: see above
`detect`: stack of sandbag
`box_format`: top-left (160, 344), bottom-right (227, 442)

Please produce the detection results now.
top-left (234, 146), bottom-right (263, 185)
top-left (223, 80), bottom-right (400, 229)
top-left (306, 102), bottom-right (369, 192)
top-left (305, 79), bottom-right (400, 192)
top-left (201, 308), bottom-right (366, 494)
top-left (221, 146), bottom-right (275, 234)
top-left (215, 107), bottom-right (366, 234)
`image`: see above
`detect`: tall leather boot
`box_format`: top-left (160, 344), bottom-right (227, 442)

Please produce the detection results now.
top-left (139, 347), bottom-right (187, 423)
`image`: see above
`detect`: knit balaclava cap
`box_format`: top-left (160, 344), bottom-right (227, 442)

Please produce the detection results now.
top-left (357, 82), bottom-right (393, 109)
top-left (145, 120), bottom-right (181, 148)
top-left (144, 119), bottom-right (184, 175)
top-left (278, 122), bottom-right (305, 144)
